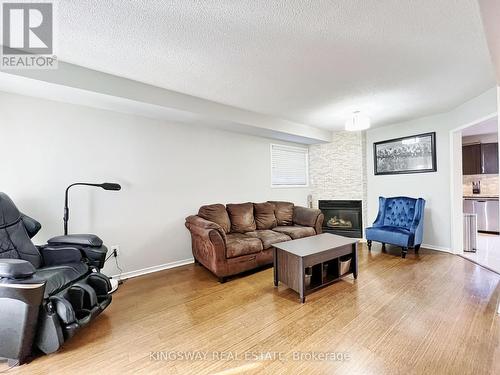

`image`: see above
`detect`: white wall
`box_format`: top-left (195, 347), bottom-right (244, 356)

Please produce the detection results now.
top-left (365, 88), bottom-right (498, 251)
top-left (1, 91), bottom-right (310, 277)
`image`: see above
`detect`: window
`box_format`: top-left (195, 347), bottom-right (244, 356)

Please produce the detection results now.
top-left (271, 144), bottom-right (309, 187)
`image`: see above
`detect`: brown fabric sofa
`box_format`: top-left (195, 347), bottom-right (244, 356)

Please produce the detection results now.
top-left (185, 201), bottom-right (324, 282)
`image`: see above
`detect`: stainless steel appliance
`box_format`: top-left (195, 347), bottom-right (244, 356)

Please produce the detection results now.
top-left (463, 197), bottom-right (499, 233)
top-left (463, 213), bottom-right (477, 252)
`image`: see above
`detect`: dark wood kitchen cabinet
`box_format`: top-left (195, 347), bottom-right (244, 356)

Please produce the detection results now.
top-left (462, 144), bottom-right (482, 175)
top-left (462, 143), bottom-right (499, 175)
top-left (481, 143), bottom-right (499, 174)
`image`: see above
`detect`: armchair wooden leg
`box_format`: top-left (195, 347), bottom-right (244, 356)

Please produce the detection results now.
top-left (401, 247), bottom-right (408, 258)
top-left (367, 240), bottom-right (372, 251)
top-left (415, 244), bottom-right (421, 254)
top-left (218, 276), bottom-right (227, 283)
top-left (382, 243), bottom-right (386, 252)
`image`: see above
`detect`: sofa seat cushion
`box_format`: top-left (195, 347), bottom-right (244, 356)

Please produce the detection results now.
top-left (245, 230), bottom-right (291, 249)
top-left (268, 201), bottom-right (294, 226)
top-left (227, 203), bottom-right (257, 233)
top-left (254, 202), bottom-right (277, 230)
top-left (273, 225), bottom-right (315, 240)
top-left (225, 233), bottom-right (263, 258)
top-left (365, 226), bottom-right (412, 247)
top-left (198, 204), bottom-right (231, 233)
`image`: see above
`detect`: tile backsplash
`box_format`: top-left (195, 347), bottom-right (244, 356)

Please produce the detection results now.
top-left (463, 174), bottom-right (499, 196)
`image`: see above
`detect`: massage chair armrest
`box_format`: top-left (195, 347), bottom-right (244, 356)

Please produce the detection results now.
top-left (0, 261), bottom-right (46, 366)
top-left (47, 234), bottom-right (103, 247)
top-left (0, 259), bottom-right (37, 280)
top-left (46, 234), bottom-right (108, 269)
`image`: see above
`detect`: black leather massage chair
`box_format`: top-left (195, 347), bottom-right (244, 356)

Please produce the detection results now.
top-left (0, 192), bottom-right (112, 365)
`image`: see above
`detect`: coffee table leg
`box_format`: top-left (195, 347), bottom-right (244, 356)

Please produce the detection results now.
top-left (353, 243), bottom-right (358, 279)
top-left (299, 257), bottom-right (305, 303)
top-left (273, 247), bottom-right (279, 287)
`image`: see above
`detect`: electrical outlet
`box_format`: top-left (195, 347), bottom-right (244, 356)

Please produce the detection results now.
top-left (110, 245), bottom-right (120, 257)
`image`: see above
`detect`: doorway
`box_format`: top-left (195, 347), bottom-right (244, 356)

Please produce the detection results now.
top-left (450, 114), bottom-right (500, 273)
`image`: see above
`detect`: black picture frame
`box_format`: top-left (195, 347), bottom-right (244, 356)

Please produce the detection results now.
top-left (373, 132), bottom-right (437, 175)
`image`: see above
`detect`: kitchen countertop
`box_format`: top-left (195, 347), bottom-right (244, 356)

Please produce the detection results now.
top-left (463, 195), bottom-right (499, 199)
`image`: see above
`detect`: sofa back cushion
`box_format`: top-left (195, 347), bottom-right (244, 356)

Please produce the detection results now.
top-left (226, 203), bottom-right (256, 233)
top-left (198, 204), bottom-right (231, 233)
top-left (382, 197), bottom-right (417, 230)
top-left (293, 206), bottom-right (321, 227)
top-left (254, 202), bottom-right (277, 230)
top-left (268, 201), bottom-right (294, 226)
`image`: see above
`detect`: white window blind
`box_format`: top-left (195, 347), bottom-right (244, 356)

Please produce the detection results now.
top-left (271, 144), bottom-right (309, 187)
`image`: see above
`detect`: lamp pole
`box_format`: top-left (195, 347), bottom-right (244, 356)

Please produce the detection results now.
top-left (64, 182), bottom-right (121, 235)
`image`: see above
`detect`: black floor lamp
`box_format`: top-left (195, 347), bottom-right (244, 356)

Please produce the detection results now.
top-left (64, 182), bottom-right (121, 235)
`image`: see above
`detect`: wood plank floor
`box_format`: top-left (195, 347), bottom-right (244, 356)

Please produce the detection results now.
top-left (5, 245), bottom-right (500, 375)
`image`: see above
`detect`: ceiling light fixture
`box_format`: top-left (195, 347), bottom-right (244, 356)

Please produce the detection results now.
top-left (345, 111), bottom-right (371, 131)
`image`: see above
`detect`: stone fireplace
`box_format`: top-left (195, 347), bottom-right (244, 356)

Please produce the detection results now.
top-left (319, 200), bottom-right (363, 238)
top-left (309, 130), bottom-right (367, 239)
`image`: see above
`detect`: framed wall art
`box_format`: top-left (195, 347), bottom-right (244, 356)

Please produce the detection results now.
top-left (374, 132), bottom-right (436, 175)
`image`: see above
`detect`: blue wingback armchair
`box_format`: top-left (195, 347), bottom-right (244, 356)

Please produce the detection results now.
top-left (365, 196), bottom-right (425, 258)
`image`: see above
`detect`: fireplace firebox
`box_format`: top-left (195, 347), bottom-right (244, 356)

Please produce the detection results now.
top-left (319, 200), bottom-right (362, 238)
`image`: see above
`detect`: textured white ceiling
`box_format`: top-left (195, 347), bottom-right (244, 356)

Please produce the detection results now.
top-left (479, 0), bottom-right (500, 82)
top-left (57, 0), bottom-right (495, 130)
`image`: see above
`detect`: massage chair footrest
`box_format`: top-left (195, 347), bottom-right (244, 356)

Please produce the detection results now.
top-left (36, 272), bottom-right (112, 353)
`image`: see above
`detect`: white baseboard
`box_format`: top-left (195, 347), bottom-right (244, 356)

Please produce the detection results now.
top-left (360, 238), bottom-right (450, 253)
top-left (110, 242), bottom-right (450, 281)
top-left (112, 258), bottom-right (194, 280)
top-left (421, 243), bottom-right (451, 253)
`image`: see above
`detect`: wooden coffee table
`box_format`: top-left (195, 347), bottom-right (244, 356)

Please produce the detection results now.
top-left (273, 233), bottom-right (358, 303)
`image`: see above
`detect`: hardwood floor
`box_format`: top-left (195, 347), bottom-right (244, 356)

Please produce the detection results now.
top-left (5, 245), bottom-right (500, 375)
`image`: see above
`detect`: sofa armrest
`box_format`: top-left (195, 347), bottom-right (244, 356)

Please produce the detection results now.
top-left (293, 206), bottom-right (322, 228)
top-left (314, 213), bottom-right (324, 234)
top-left (185, 215), bottom-right (226, 242)
top-left (185, 216), bottom-right (227, 270)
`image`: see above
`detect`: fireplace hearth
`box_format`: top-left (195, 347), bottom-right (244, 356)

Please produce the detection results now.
top-left (319, 200), bottom-right (362, 238)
